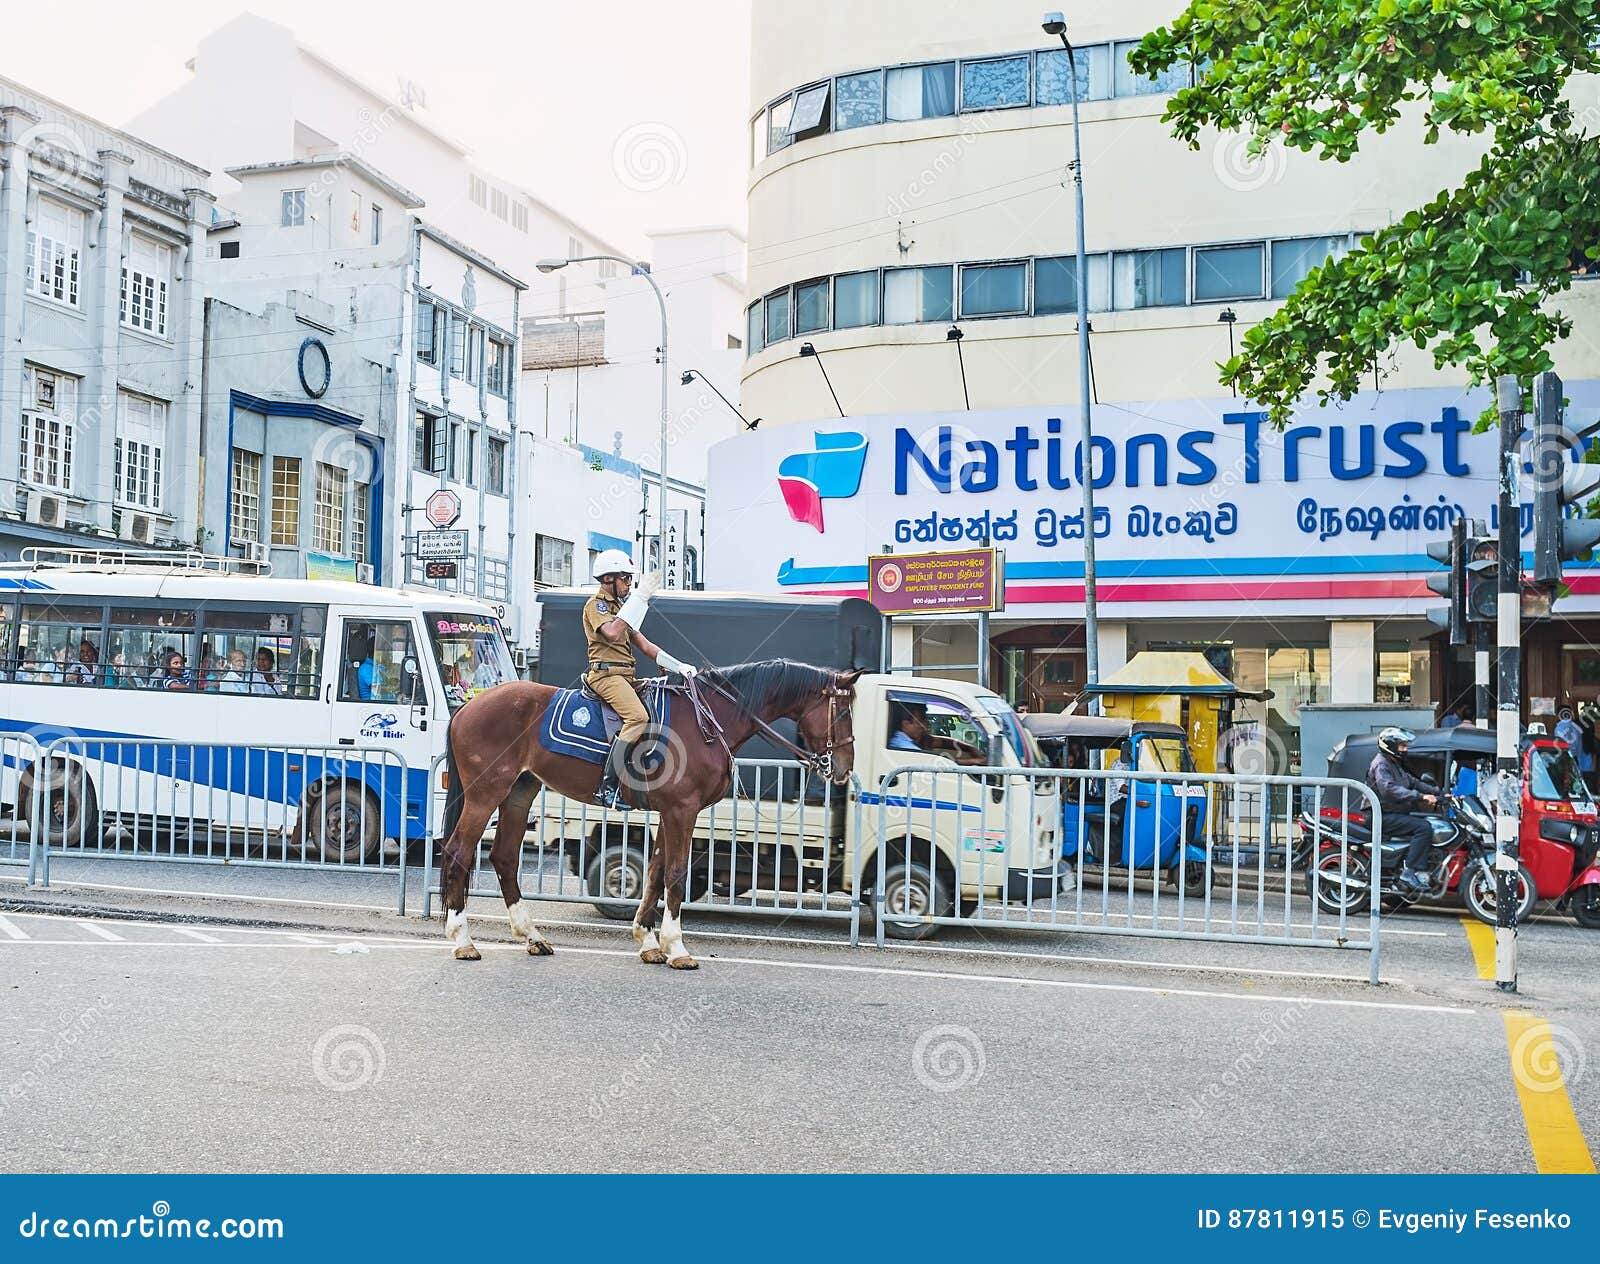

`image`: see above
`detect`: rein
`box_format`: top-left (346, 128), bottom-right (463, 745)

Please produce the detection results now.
top-left (673, 673), bottom-right (853, 780)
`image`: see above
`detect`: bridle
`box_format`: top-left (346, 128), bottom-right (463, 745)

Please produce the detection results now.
top-left (684, 674), bottom-right (855, 781)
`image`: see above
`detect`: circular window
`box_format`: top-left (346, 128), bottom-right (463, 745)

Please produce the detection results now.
top-left (298, 337), bottom-right (332, 399)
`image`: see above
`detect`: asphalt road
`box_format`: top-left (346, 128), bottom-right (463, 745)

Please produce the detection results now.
top-left (2, 872), bottom-right (1596, 1173)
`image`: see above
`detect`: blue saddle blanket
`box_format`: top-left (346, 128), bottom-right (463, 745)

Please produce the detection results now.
top-left (539, 683), bottom-right (671, 765)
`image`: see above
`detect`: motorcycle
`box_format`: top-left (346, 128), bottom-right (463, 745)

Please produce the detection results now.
top-left (1299, 792), bottom-right (1537, 924)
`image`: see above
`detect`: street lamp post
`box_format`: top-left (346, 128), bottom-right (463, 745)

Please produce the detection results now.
top-left (1043, 11), bottom-right (1101, 690)
top-left (537, 254), bottom-right (671, 576)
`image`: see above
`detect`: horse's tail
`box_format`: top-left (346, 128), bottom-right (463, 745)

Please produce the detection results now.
top-left (440, 722), bottom-right (465, 847)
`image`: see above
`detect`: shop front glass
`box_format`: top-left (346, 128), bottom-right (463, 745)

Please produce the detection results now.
top-left (1266, 646), bottom-right (1330, 775)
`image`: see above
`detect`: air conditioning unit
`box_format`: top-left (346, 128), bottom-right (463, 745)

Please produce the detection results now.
top-left (512, 646), bottom-right (533, 670)
top-left (119, 512), bottom-right (157, 546)
top-left (357, 563), bottom-right (374, 584)
top-left (242, 540), bottom-right (270, 565)
top-left (25, 492), bottom-right (66, 529)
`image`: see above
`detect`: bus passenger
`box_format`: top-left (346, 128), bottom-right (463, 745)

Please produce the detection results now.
top-left (218, 649), bottom-right (251, 694)
top-left (253, 648), bottom-right (284, 696)
top-left (161, 651), bottom-right (194, 691)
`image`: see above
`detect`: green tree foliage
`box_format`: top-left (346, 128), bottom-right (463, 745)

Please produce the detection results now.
top-left (1131, 1), bottom-right (1600, 425)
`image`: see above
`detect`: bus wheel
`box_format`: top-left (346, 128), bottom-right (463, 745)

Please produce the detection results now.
top-left (307, 782), bottom-right (382, 864)
top-left (21, 762), bottom-right (98, 849)
top-left (586, 843), bottom-right (646, 920)
top-left (878, 859), bottom-right (950, 941)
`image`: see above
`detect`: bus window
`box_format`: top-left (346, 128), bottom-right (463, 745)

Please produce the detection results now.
top-left (294, 606), bottom-right (326, 698)
top-left (202, 610), bottom-right (295, 696)
top-left (338, 620), bottom-right (418, 703)
top-left (108, 608), bottom-right (196, 690)
top-left (427, 613), bottom-right (516, 711)
top-left (0, 600), bottom-right (13, 681)
top-left (18, 603), bottom-right (104, 686)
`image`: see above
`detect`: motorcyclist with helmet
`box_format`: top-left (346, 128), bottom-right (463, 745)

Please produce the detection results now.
top-left (582, 548), bottom-right (699, 809)
top-left (1365, 726), bottom-right (1441, 892)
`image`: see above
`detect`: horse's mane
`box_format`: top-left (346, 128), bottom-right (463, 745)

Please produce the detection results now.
top-left (699, 658), bottom-right (836, 717)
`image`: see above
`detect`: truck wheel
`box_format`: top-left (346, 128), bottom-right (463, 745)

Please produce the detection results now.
top-left (586, 845), bottom-right (646, 920)
top-left (21, 762), bottom-right (98, 849)
top-left (1460, 859), bottom-right (1537, 927)
top-left (1570, 886), bottom-right (1600, 929)
top-left (877, 860), bottom-right (951, 941)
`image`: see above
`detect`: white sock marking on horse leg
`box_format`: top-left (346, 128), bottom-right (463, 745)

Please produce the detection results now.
top-left (446, 909), bottom-right (473, 951)
top-left (660, 908), bottom-right (690, 962)
top-left (507, 899), bottom-right (543, 943)
top-left (632, 920), bottom-right (662, 955)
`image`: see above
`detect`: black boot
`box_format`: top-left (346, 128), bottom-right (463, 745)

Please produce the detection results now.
top-left (595, 735), bottom-right (649, 809)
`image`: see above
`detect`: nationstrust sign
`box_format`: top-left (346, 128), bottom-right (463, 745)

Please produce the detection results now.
top-left (705, 385), bottom-right (1600, 617)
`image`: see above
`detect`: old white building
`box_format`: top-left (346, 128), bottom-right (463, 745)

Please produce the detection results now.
top-left (0, 76), bottom-right (211, 557)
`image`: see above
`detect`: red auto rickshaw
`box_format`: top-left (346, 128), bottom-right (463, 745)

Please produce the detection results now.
top-left (1326, 726), bottom-right (1600, 925)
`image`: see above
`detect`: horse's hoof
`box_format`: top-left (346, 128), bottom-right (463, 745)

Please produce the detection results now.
top-left (667, 955), bottom-right (700, 971)
top-left (639, 947), bottom-right (668, 965)
top-left (527, 938), bottom-right (555, 956)
top-left (453, 944), bottom-right (482, 961)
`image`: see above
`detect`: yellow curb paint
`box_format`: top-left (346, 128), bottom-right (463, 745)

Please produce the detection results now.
top-left (1502, 1011), bottom-right (1597, 1174)
top-left (1461, 917), bottom-right (1496, 980)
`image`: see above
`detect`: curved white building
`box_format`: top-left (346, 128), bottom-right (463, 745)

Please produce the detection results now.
top-left (709, 0), bottom-right (1600, 768)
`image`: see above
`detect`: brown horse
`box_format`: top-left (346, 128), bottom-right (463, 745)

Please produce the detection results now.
top-left (435, 660), bottom-right (862, 966)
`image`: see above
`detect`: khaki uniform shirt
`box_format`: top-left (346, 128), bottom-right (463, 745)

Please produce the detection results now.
top-left (582, 590), bottom-right (636, 674)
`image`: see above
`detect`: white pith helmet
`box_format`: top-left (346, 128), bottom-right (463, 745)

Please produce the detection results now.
top-left (592, 548), bottom-right (637, 581)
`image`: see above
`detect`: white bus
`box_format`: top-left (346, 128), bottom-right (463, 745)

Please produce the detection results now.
top-left (0, 551), bottom-right (516, 862)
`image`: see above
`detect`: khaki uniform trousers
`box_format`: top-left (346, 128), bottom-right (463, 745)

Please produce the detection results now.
top-left (587, 670), bottom-right (650, 743)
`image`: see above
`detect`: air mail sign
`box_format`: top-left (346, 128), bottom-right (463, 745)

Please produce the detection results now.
top-left (705, 384), bottom-right (1600, 615)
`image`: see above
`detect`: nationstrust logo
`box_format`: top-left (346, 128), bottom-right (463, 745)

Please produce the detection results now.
top-left (776, 431), bottom-right (868, 532)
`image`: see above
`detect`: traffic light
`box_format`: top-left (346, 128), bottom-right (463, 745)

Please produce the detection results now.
top-left (1424, 517), bottom-right (1467, 645)
top-left (1531, 371), bottom-right (1600, 588)
top-left (1465, 536), bottom-right (1499, 622)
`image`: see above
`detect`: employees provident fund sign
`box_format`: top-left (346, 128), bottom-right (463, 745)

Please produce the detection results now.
top-left (869, 548), bottom-right (1003, 615)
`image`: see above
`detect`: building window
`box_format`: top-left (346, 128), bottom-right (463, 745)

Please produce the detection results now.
top-left (1035, 46), bottom-right (1111, 105)
top-left (1271, 235), bottom-right (1348, 299)
top-left (113, 392), bottom-right (166, 511)
top-left (598, 259), bottom-right (618, 281)
top-left (789, 82), bottom-right (831, 139)
top-left (511, 203), bottom-right (528, 232)
top-left (535, 534), bottom-right (573, 587)
top-left (219, 240), bottom-right (240, 259)
top-left (1034, 254), bottom-right (1111, 314)
top-left (886, 63), bottom-right (956, 120)
top-left (766, 95), bottom-right (795, 154)
top-left (465, 328), bottom-right (485, 385)
top-left (746, 302), bottom-right (763, 354)
top-left (487, 338), bottom-right (510, 395)
top-left (1112, 248), bottom-right (1187, 310)
top-left (447, 422), bottom-right (478, 485)
top-left (350, 482), bottom-right (368, 564)
top-left (121, 235), bottom-right (172, 338)
top-left (415, 299), bottom-right (437, 365)
top-left (567, 235), bottom-right (583, 259)
top-left (313, 462), bottom-right (347, 554)
top-left (270, 456), bottom-right (301, 547)
top-left (883, 265), bottom-right (953, 324)
top-left (370, 204), bottom-right (383, 246)
top-left (1194, 243), bottom-right (1266, 302)
top-left (491, 187), bottom-right (508, 220)
top-left (280, 189), bottom-right (306, 227)
top-left (230, 449), bottom-right (261, 545)
top-left (486, 436), bottom-right (508, 496)
top-left (469, 176), bottom-right (487, 208)
top-left (795, 278), bottom-right (830, 334)
top-left (26, 198), bottom-right (83, 307)
top-left (959, 261), bottom-right (1027, 317)
top-left (834, 270), bottom-right (880, 328)
top-left (414, 411), bottom-right (445, 474)
top-left (19, 367), bottom-right (76, 494)
top-left (1114, 40), bottom-right (1192, 97)
top-left (764, 289), bottom-right (792, 345)
top-left (451, 319), bottom-right (467, 379)
top-left (834, 70), bottom-right (884, 129)
top-left (960, 56), bottom-right (1029, 110)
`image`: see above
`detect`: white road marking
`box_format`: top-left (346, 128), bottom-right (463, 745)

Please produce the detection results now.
top-left (170, 926), bottom-right (223, 944)
top-left (76, 920), bottom-right (123, 941)
top-left (0, 914), bottom-right (27, 940)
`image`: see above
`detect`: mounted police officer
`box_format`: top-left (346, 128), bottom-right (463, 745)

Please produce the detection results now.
top-left (583, 549), bottom-right (698, 808)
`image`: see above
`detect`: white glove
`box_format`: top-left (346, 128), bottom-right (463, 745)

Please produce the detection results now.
top-left (656, 650), bottom-right (696, 677)
top-left (616, 589), bottom-right (649, 630)
top-left (635, 571), bottom-right (663, 599)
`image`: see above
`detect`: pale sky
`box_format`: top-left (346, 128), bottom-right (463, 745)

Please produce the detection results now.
top-left (2, 0), bottom-right (751, 256)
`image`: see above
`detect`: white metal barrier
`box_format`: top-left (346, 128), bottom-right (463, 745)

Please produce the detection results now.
top-left (870, 763), bottom-right (1385, 981)
top-left (0, 732), bottom-right (41, 879)
top-left (422, 757), bottom-right (867, 942)
top-left (20, 737), bottom-right (415, 912)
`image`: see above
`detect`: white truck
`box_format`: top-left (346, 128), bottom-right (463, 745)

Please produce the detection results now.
top-left (530, 671), bottom-right (1064, 938)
